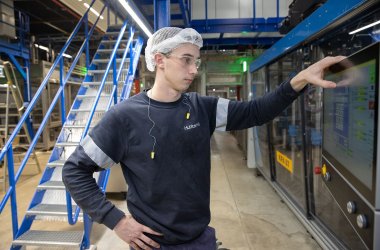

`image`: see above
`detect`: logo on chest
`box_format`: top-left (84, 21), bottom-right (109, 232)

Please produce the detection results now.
top-left (184, 122), bottom-right (200, 131)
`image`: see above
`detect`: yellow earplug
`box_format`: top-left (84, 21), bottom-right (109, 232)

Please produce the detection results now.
top-left (186, 112), bottom-right (190, 120)
top-left (151, 151), bottom-right (155, 159)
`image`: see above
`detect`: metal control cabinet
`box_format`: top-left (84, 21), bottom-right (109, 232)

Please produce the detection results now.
top-left (321, 43), bottom-right (380, 249)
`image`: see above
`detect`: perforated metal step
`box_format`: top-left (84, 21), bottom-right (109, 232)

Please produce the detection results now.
top-left (56, 142), bottom-right (80, 147)
top-left (26, 204), bottom-right (81, 217)
top-left (46, 159), bottom-right (67, 167)
top-left (13, 230), bottom-right (83, 247)
top-left (87, 69), bottom-right (128, 75)
top-left (71, 108), bottom-right (107, 113)
top-left (63, 124), bottom-right (95, 129)
top-left (96, 48), bottom-right (125, 53)
top-left (101, 39), bottom-right (129, 44)
top-left (92, 58), bottom-right (130, 64)
top-left (37, 180), bottom-right (65, 190)
top-left (83, 81), bottom-right (117, 85)
top-left (76, 94), bottom-right (112, 99)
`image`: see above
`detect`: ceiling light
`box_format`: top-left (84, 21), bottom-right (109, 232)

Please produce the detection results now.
top-left (34, 44), bottom-right (72, 59)
top-left (84, 3), bottom-right (104, 20)
top-left (34, 44), bottom-right (49, 52)
top-left (119, 0), bottom-right (153, 37)
top-left (349, 20), bottom-right (380, 35)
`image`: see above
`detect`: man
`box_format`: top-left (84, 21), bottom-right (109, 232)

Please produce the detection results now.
top-left (62, 27), bottom-right (344, 250)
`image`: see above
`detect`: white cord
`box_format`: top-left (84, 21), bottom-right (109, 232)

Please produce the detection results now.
top-left (147, 90), bottom-right (157, 158)
top-left (182, 94), bottom-right (191, 119)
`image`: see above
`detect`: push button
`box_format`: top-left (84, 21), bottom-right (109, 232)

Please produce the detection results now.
top-left (357, 214), bottom-right (368, 229)
top-left (347, 201), bottom-right (356, 214)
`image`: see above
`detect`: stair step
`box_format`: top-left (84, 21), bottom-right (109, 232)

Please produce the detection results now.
top-left (63, 124), bottom-right (95, 129)
top-left (96, 48), bottom-right (125, 53)
top-left (92, 58), bottom-right (130, 64)
top-left (37, 180), bottom-right (65, 190)
top-left (105, 31), bottom-right (128, 36)
top-left (13, 230), bottom-right (83, 247)
top-left (82, 81), bottom-right (120, 86)
top-left (71, 108), bottom-right (107, 113)
top-left (101, 39), bottom-right (130, 44)
top-left (76, 94), bottom-right (112, 99)
top-left (56, 141), bottom-right (80, 147)
top-left (87, 69), bottom-right (128, 75)
top-left (26, 204), bottom-right (80, 216)
top-left (46, 159), bottom-right (66, 167)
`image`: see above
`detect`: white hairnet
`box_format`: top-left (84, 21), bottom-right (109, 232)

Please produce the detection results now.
top-left (145, 27), bottom-right (203, 72)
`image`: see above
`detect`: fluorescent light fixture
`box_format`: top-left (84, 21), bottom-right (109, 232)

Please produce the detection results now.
top-left (349, 20), bottom-right (380, 35)
top-left (34, 44), bottom-right (73, 59)
top-left (84, 3), bottom-right (104, 20)
top-left (34, 44), bottom-right (49, 52)
top-left (119, 0), bottom-right (153, 37)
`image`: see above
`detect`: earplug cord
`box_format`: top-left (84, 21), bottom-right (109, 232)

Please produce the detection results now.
top-left (147, 91), bottom-right (157, 159)
top-left (182, 94), bottom-right (191, 120)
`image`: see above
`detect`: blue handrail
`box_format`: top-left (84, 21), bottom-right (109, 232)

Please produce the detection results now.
top-left (120, 37), bottom-right (144, 101)
top-left (0, 0), bottom-right (105, 238)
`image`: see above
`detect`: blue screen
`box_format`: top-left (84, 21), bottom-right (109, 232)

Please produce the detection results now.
top-left (323, 60), bottom-right (376, 189)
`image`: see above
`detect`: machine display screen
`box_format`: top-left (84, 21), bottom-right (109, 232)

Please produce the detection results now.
top-left (323, 43), bottom-right (378, 200)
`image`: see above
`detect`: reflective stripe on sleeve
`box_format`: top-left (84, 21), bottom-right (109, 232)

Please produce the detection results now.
top-left (80, 135), bottom-right (115, 169)
top-left (215, 98), bottom-right (229, 131)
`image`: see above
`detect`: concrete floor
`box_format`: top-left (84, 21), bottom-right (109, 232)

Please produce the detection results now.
top-left (0, 131), bottom-right (320, 250)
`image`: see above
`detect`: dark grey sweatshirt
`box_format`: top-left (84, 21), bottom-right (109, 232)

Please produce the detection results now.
top-left (62, 78), bottom-right (301, 245)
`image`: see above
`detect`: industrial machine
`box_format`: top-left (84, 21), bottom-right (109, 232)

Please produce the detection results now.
top-left (322, 42), bottom-right (380, 250)
top-left (250, 1), bottom-right (380, 249)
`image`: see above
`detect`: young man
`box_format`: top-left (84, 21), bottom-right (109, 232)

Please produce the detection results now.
top-left (62, 27), bottom-right (344, 250)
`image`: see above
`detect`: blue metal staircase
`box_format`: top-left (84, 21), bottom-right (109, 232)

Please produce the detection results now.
top-left (0, 1), bottom-right (144, 249)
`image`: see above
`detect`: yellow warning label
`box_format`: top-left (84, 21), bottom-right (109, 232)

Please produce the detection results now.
top-left (276, 151), bottom-right (293, 173)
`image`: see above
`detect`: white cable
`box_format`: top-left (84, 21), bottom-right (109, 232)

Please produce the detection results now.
top-left (147, 90), bottom-right (157, 158)
top-left (182, 94), bottom-right (191, 119)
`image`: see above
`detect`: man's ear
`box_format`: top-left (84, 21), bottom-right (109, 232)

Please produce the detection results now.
top-left (154, 53), bottom-right (165, 70)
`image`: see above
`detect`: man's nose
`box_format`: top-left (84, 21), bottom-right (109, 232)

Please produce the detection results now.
top-left (189, 63), bottom-right (198, 74)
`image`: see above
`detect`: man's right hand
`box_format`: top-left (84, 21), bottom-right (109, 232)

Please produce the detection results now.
top-left (114, 215), bottom-right (163, 250)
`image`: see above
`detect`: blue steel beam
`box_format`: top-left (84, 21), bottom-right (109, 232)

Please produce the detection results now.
top-left (8, 55), bottom-right (26, 80)
top-left (0, 41), bottom-right (29, 59)
top-left (250, 0), bottom-right (368, 72)
top-left (154, 0), bottom-right (170, 30)
top-left (191, 17), bottom-right (284, 33)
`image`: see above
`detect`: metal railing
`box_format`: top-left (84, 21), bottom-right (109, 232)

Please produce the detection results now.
top-left (0, 0), bottom-right (105, 239)
top-left (65, 20), bottom-right (133, 226)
